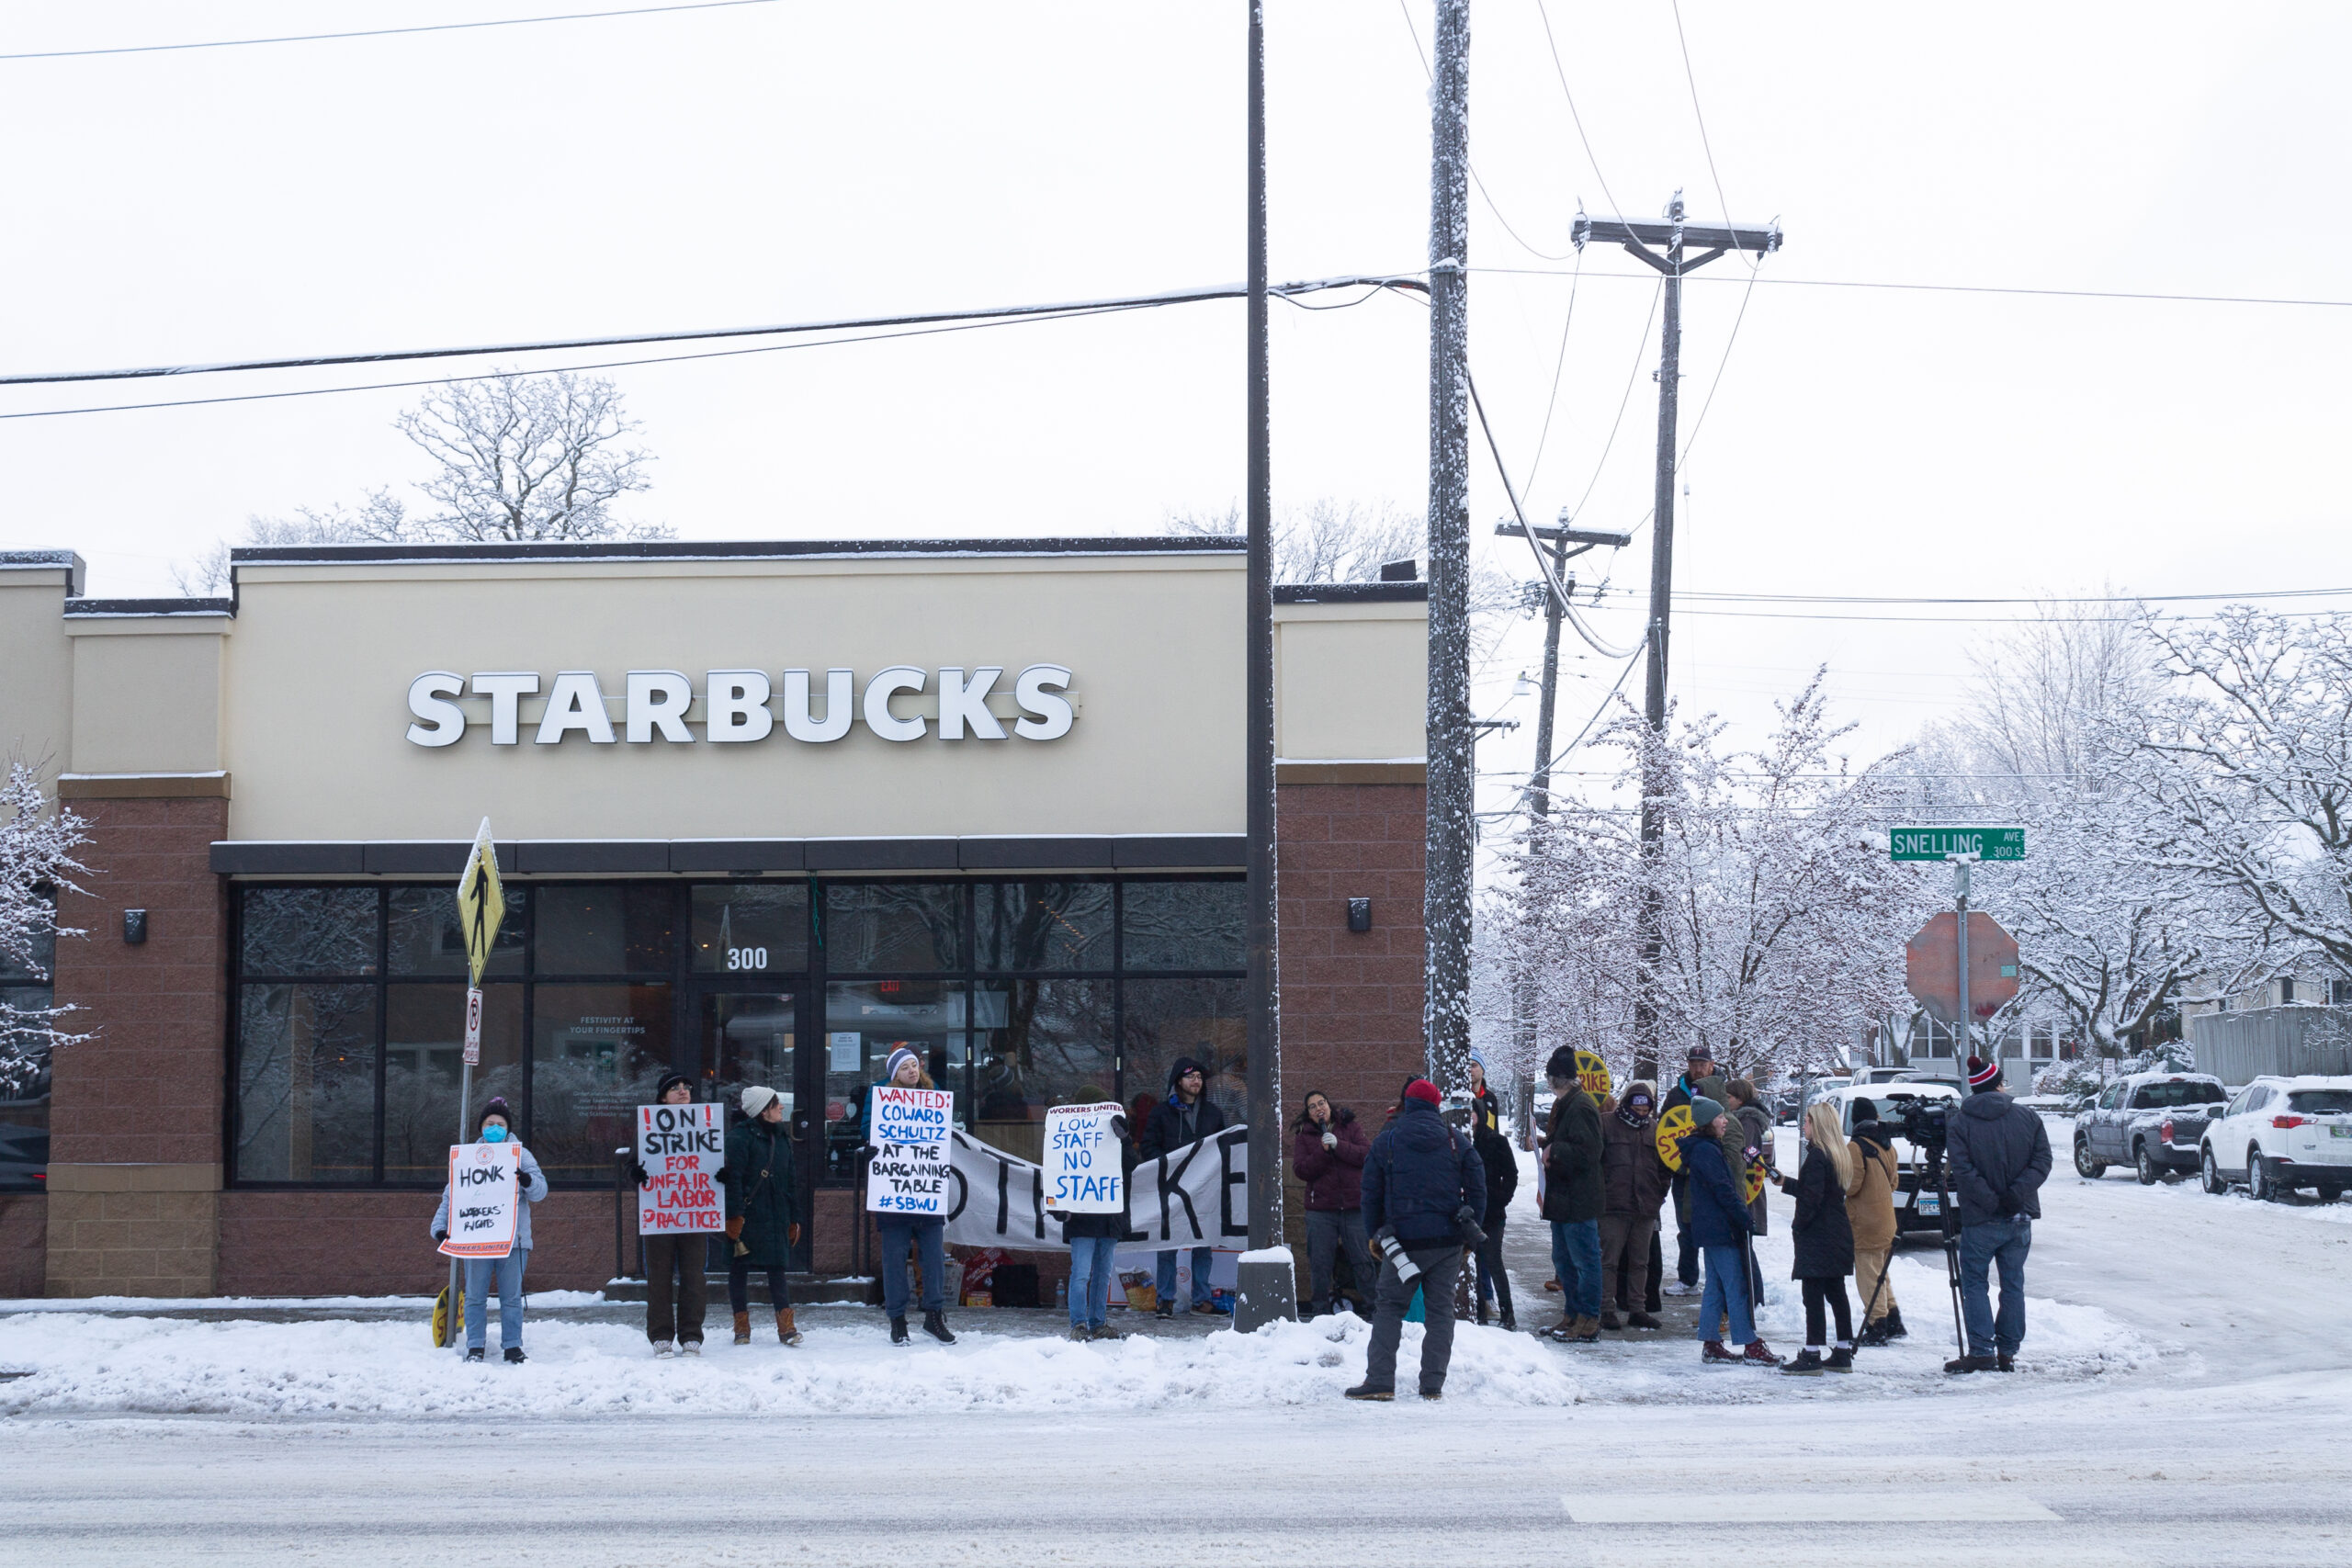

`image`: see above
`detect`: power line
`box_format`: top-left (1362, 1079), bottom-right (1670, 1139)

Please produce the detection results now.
top-left (1394, 0), bottom-right (1578, 262)
top-left (1474, 265), bottom-right (2352, 310)
top-left (0, 1), bottom-right (778, 62)
top-left (1666, 0), bottom-right (1759, 275)
top-left (1530, 0), bottom-right (1624, 220)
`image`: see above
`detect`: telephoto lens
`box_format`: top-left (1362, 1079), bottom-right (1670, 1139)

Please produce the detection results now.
top-left (1372, 1227), bottom-right (1424, 1282)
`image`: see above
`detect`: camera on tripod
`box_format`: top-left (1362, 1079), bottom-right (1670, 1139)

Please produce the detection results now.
top-left (1883, 1096), bottom-right (1951, 1150)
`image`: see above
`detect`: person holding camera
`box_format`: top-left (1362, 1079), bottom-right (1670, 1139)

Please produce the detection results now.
top-left (1537, 1046), bottom-right (1605, 1343)
top-left (1946, 1055), bottom-right (2052, 1373)
top-left (1682, 1097), bottom-right (1781, 1367)
top-left (1844, 1097), bottom-right (1906, 1345)
top-left (1346, 1077), bottom-right (1486, 1402)
top-left (1771, 1101), bottom-right (1857, 1374)
top-left (1599, 1081), bottom-right (1668, 1331)
top-left (1293, 1089), bottom-right (1373, 1319)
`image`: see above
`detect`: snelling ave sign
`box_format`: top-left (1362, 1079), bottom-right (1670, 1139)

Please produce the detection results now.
top-left (1905, 910), bottom-right (2020, 1024)
top-left (1891, 826), bottom-right (2026, 862)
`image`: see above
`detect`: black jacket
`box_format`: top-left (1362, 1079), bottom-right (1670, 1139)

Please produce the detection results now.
top-left (1363, 1099), bottom-right (1486, 1250)
top-left (1948, 1089), bottom-right (2053, 1226)
top-left (1471, 1117), bottom-right (1519, 1229)
top-left (1539, 1089), bottom-right (1605, 1224)
top-left (1137, 1056), bottom-right (1227, 1160)
top-left (1788, 1142), bottom-right (1855, 1280)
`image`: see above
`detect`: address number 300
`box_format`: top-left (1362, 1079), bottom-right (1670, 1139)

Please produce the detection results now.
top-left (725, 947), bottom-right (769, 971)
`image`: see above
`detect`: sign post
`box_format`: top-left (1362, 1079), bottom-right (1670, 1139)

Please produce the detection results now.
top-left (1897, 827), bottom-right (2025, 1078)
top-left (445, 818), bottom-right (504, 1349)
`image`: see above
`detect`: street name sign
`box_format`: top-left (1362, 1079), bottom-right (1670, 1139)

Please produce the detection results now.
top-left (1891, 827), bottom-right (2025, 862)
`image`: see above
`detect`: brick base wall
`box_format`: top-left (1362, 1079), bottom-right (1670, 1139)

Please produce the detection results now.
top-left (46, 1185), bottom-right (219, 1298)
top-left (220, 1190), bottom-right (617, 1297)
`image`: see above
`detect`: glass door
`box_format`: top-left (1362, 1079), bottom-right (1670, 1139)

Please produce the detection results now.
top-left (696, 986), bottom-right (806, 1268)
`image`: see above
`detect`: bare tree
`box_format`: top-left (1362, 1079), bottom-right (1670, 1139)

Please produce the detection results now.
top-left (399, 372), bottom-right (666, 543)
top-left (171, 497), bottom-right (410, 595)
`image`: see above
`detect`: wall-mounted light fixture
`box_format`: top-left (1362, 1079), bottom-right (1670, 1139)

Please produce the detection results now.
top-left (1346, 897), bottom-right (1372, 933)
top-left (123, 908), bottom-right (149, 945)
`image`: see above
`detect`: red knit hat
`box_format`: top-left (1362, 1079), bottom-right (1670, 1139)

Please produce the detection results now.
top-left (1404, 1078), bottom-right (1442, 1106)
top-left (1966, 1055), bottom-right (2002, 1090)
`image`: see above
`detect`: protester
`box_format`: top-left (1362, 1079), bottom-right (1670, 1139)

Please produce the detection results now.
top-left (1137, 1055), bottom-right (1228, 1317)
top-left (1064, 1111), bottom-right (1136, 1342)
top-left (1774, 1101), bottom-right (1858, 1375)
top-left (723, 1083), bottom-right (803, 1347)
top-left (1468, 1092), bottom-right (1519, 1330)
top-left (1682, 1096), bottom-right (1780, 1367)
top-left (1946, 1055), bottom-right (2052, 1373)
top-left (858, 1048), bottom-right (956, 1346)
top-left (1598, 1080), bottom-right (1668, 1331)
top-left (1727, 1077), bottom-right (1773, 1305)
top-left (1844, 1097), bottom-right (1907, 1344)
top-left (429, 1097), bottom-right (545, 1365)
top-left (1537, 1046), bottom-right (1604, 1344)
top-left (628, 1071), bottom-right (708, 1356)
top-left (1466, 1055), bottom-right (1504, 1138)
top-left (1347, 1078), bottom-right (1485, 1401)
top-left (1293, 1089), bottom-right (1373, 1319)
top-left (1659, 1046), bottom-right (1715, 1295)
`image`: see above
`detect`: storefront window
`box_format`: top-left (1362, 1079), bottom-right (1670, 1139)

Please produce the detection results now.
top-left (1121, 977), bottom-right (1247, 1132)
top-left (1120, 880), bottom-right (1244, 971)
top-left (233, 982), bottom-right (379, 1183)
top-left (382, 984), bottom-right (525, 1184)
top-left (824, 884), bottom-right (962, 972)
top-left (529, 983), bottom-right (673, 1181)
top-left (241, 887), bottom-right (379, 976)
top-left (971, 979), bottom-right (1115, 1164)
top-left (822, 979), bottom-right (971, 1181)
top-left (388, 886), bottom-right (527, 977)
top-left (700, 990), bottom-right (797, 1121)
top-left (691, 884), bottom-right (808, 974)
top-left (975, 880), bottom-right (1112, 972)
top-left (536, 884), bottom-right (674, 976)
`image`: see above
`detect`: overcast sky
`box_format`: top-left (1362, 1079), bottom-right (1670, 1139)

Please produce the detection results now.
top-left (4, 1), bottom-right (2347, 805)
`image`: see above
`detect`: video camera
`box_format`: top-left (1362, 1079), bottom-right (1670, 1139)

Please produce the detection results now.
top-left (1879, 1096), bottom-right (1952, 1151)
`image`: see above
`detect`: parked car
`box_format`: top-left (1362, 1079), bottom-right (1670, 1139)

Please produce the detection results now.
top-left (1829, 1082), bottom-right (1962, 1237)
top-left (0, 1122), bottom-right (46, 1192)
top-left (2073, 1072), bottom-right (2227, 1183)
top-left (1776, 1071), bottom-right (1845, 1123)
top-left (1849, 1066), bottom-right (1914, 1086)
top-left (2199, 1076), bottom-right (2352, 1201)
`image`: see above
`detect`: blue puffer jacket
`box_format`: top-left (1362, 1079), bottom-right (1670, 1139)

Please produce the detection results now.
top-left (1680, 1132), bottom-right (1750, 1251)
top-left (431, 1140), bottom-right (547, 1251)
top-left (1362, 1100), bottom-right (1487, 1250)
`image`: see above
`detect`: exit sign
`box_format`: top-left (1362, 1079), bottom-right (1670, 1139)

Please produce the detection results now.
top-left (1891, 827), bottom-right (2025, 862)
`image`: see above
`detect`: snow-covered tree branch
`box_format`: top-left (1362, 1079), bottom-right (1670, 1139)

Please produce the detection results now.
top-left (0, 762), bottom-right (94, 1096)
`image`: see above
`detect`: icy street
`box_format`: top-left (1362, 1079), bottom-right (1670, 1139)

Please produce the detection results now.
top-left (6, 1128), bottom-right (2352, 1566)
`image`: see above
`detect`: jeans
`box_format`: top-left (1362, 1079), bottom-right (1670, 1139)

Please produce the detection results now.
top-left (1068, 1235), bottom-right (1118, 1330)
top-left (1156, 1246), bottom-right (1214, 1310)
top-left (645, 1234), bottom-right (710, 1344)
top-left (1304, 1209), bottom-right (1372, 1315)
top-left (1698, 1244), bottom-right (1753, 1346)
top-left (1801, 1276), bottom-right (1853, 1347)
top-left (1599, 1214), bottom-right (1657, 1312)
top-left (727, 1261), bottom-right (790, 1314)
top-left (1549, 1217), bottom-right (1601, 1319)
top-left (1472, 1215), bottom-right (1513, 1318)
top-left (1672, 1176), bottom-right (1698, 1285)
top-left (463, 1249), bottom-right (527, 1352)
top-left (1363, 1244), bottom-right (1464, 1394)
top-left (878, 1216), bottom-right (946, 1318)
top-left (1960, 1217), bottom-right (2031, 1357)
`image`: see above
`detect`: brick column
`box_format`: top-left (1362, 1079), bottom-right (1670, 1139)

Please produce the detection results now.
top-left (45, 792), bottom-right (230, 1297)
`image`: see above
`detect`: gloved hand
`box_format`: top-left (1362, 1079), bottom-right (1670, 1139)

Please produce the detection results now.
top-left (725, 1216), bottom-right (745, 1242)
top-left (628, 1161), bottom-right (650, 1188)
top-left (1321, 1130), bottom-right (1339, 1150)
top-left (432, 1229), bottom-right (447, 1244)
top-left (854, 1144), bottom-right (879, 1164)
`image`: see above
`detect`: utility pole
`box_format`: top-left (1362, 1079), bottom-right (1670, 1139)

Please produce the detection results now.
top-left (1423, 0), bottom-right (1473, 1094)
top-left (1243, 0), bottom-right (1280, 1254)
top-left (1574, 192), bottom-right (1780, 1081)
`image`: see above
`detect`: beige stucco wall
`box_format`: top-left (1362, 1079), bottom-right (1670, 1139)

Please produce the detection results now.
top-left (67, 620), bottom-right (225, 777)
top-left (1273, 598), bottom-right (1429, 763)
top-left (0, 571), bottom-right (77, 787)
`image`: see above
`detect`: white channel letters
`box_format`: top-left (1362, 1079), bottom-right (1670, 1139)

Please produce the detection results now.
top-left (403, 664), bottom-right (1075, 748)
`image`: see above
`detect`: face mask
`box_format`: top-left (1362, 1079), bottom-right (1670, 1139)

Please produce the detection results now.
top-left (481, 1124), bottom-right (509, 1143)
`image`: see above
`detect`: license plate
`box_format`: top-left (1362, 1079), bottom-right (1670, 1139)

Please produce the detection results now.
top-left (2334, 1126), bottom-right (2352, 1139)
top-left (1915, 1194), bottom-right (1940, 1215)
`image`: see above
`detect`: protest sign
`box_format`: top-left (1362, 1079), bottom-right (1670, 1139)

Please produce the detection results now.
top-left (439, 1143), bottom-right (521, 1258)
top-left (865, 1086), bottom-right (953, 1215)
top-left (1042, 1101), bottom-right (1125, 1213)
top-left (635, 1102), bottom-right (725, 1235)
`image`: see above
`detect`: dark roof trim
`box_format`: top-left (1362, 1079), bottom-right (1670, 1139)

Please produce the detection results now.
top-left (1, 551), bottom-right (87, 594)
top-left (211, 835), bottom-right (1248, 876)
top-left (232, 536), bottom-right (1240, 569)
top-left (63, 596), bottom-right (234, 618)
top-left (1274, 581), bottom-right (1430, 604)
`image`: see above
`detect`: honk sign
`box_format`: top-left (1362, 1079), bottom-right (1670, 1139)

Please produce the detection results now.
top-left (439, 1143), bottom-right (521, 1258)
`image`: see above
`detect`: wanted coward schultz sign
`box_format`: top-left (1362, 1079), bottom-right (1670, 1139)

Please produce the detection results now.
top-left (865, 1086), bottom-right (953, 1215)
top-left (439, 1143), bottom-right (521, 1258)
top-left (637, 1103), bottom-right (725, 1235)
top-left (1043, 1101), bottom-right (1125, 1213)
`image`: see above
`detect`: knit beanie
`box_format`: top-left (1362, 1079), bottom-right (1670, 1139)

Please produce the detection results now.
top-left (885, 1046), bottom-right (920, 1084)
top-left (1689, 1096), bottom-right (1727, 1128)
top-left (1967, 1055), bottom-right (2002, 1090)
top-left (654, 1071), bottom-right (694, 1101)
top-left (741, 1084), bottom-right (779, 1118)
top-left (477, 1096), bottom-right (514, 1132)
top-left (1403, 1078), bottom-right (1442, 1106)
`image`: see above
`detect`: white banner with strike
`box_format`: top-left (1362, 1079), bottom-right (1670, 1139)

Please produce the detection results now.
top-left (438, 1143), bottom-right (521, 1258)
top-left (1042, 1101), bottom-right (1126, 1214)
top-left (944, 1125), bottom-right (1250, 1253)
top-left (865, 1087), bottom-right (953, 1216)
top-left (636, 1102), bottom-right (725, 1235)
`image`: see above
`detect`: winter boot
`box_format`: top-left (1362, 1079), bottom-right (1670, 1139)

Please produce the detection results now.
top-left (1826, 1346), bottom-right (1855, 1372)
top-left (1741, 1339), bottom-right (1783, 1368)
top-left (1475, 1300), bottom-right (1491, 1326)
top-left (1498, 1309), bottom-right (1518, 1333)
top-left (1996, 1353), bottom-right (2015, 1372)
top-left (1569, 1314), bottom-right (1601, 1343)
top-left (1155, 1302), bottom-right (1175, 1320)
top-left (1343, 1382), bottom-right (1395, 1401)
top-left (1598, 1311), bottom-right (1624, 1331)
top-left (1069, 1325), bottom-right (1093, 1342)
top-left (1419, 1384), bottom-right (1443, 1401)
top-left (1089, 1323), bottom-right (1125, 1342)
top-left (503, 1347), bottom-right (526, 1365)
top-left (1543, 1278), bottom-right (1561, 1292)
top-left (732, 1311), bottom-right (752, 1347)
top-left (775, 1308), bottom-right (802, 1348)
top-left (889, 1314), bottom-right (910, 1347)
top-left (1857, 1317), bottom-right (1893, 1348)
top-left (1626, 1311), bottom-right (1664, 1330)
top-left (1702, 1340), bottom-right (1740, 1365)
top-left (464, 1347), bottom-right (486, 1363)
top-left (1781, 1348), bottom-right (1825, 1376)
top-left (922, 1309), bottom-right (956, 1345)
top-left (1544, 1314), bottom-right (1578, 1342)
top-left (1944, 1353), bottom-right (1996, 1374)
top-left (653, 1340), bottom-right (676, 1358)
top-left (1881, 1306), bottom-right (1909, 1340)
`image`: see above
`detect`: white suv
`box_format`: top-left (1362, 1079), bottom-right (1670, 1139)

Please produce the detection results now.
top-left (2199, 1076), bottom-right (2352, 1201)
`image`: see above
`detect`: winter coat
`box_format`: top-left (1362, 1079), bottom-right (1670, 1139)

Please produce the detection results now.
top-left (722, 1118), bottom-right (799, 1267)
top-left (1787, 1141), bottom-right (1855, 1280)
top-left (1471, 1116), bottom-right (1520, 1230)
top-left (431, 1140), bottom-right (546, 1252)
top-left (1293, 1108), bottom-right (1370, 1212)
top-left (1468, 1084), bottom-right (1505, 1137)
top-left (1362, 1098), bottom-right (1486, 1250)
top-left (1539, 1088), bottom-right (1605, 1224)
top-left (1844, 1124), bottom-right (1900, 1252)
top-left (1736, 1101), bottom-right (1773, 1236)
top-left (1137, 1056), bottom-right (1227, 1160)
top-left (1680, 1132), bottom-right (1751, 1250)
top-left (1062, 1119), bottom-right (1136, 1241)
top-left (1948, 1089), bottom-right (2053, 1226)
top-left (1600, 1111), bottom-right (1672, 1220)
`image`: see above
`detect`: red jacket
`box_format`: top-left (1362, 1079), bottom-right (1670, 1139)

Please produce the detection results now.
top-left (1293, 1110), bottom-right (1370, 1212)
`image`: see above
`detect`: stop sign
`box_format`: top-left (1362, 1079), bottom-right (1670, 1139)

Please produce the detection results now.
top-left (1905, 910), bottom-right (2019, 1024)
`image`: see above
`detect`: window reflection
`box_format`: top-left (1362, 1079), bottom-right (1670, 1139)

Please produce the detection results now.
top-left (975, 881), bottom-right (1111, 972)
top-left (971, 979), bottom-right (1115, 1165)
top-left (383, 985), bottom-right (524, 1183)
top-left (234, 983), bottom-right (378, 1182)
top-left (529, 983), bottom-right (672, 1181)
top-left (388, 886), bottom-right (527, 978)
top-left (822, 980), bottom-right (969, 1181)
top-left (824, 884), bottom-right (962, 972)
top-left (1121, 880), bottom-right (1244, 970)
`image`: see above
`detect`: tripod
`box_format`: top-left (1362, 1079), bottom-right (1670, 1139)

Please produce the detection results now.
top-left (1918, 1138), bottom-right (1967, 1359)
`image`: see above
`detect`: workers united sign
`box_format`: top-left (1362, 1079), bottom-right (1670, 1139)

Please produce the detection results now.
top-left (404, 664), bottom-right (1076, 747)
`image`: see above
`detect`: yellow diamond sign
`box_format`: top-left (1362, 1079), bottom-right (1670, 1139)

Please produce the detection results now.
top-left (455, 818), bottom-right (504, 988)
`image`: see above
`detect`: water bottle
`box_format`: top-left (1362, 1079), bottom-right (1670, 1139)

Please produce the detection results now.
top-left (1055, 1278), bottom-right (1068, 1309)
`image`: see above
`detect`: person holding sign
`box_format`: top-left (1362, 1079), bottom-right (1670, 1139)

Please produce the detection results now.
top-left (854, 1049), bottom-right (956, 1347)
top-left (629, 1072), bottom-right (712, 1356)
top-left (721, 1085), bottom-right (803, 1347)
top-left (428, 1098), bottom-right (545, 1364)
top-left (1046, 1102), bottom-right (1134, 1342)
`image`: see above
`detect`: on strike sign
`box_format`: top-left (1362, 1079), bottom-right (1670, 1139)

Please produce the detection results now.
top-left (1043, 1101), bottom-right (1125, 1213)
top-left (636, 1103), bottom-right (724, 1235)
top-left (439, 1143), bottom-right (521, 1258)
top-left (865, 1087), bottom-right (952, 1215)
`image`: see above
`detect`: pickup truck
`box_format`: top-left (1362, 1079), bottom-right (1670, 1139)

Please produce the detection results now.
top-left (2072, 1071), bottom-right (2228, 1184)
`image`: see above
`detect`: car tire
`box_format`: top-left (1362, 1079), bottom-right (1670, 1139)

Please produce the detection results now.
top-left (2249, 1149), bottom-right (2275, 1202)
top-left (2201, 1146), bottom-right (2226, 1194)
top-left (2134, 1144), bottom-right (2161, 1186)
top-left (2074, 1139), bottom-right (2106, 1179)
top-left (2320, 1183), bottom-right (2346, 1204)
